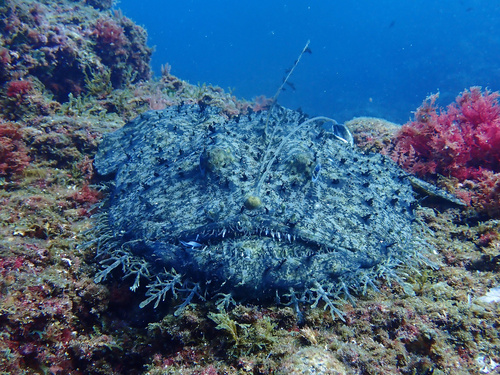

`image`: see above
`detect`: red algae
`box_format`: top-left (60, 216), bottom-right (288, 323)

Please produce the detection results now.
top-left (385, 87), bottom-right (500, 216)
top-left (6, 80), bottom-right (34, 98)
top-left (0, 122), bottom-right (30, 176)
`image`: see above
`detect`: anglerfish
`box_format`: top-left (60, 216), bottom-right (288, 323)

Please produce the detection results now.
top-left (91, 104), bottom-right (427, 318)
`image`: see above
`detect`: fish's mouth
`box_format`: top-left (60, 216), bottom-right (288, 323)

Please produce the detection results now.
top-left (175, 213), bottom-right (381, 298)
top-left (179, 213), bottom-right (317, 250)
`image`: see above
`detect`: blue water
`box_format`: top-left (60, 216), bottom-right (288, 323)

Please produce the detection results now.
top-left (118, 0), bottom-right (500, 124)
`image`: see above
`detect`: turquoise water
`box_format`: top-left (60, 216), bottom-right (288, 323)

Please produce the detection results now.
top-left (118, 0), bottom-right (500, 123)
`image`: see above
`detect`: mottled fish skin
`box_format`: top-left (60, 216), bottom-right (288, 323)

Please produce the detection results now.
top-left (408, 176), bottom-right (467, 207)
top-left (93, 104), bottom-right (426, 311)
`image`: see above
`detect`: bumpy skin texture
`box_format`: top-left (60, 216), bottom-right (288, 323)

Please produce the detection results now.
top-left (94, 104), bottom-right (418, 306)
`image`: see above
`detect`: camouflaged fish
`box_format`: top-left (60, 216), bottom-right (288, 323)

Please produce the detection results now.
top-left (91, 104), bottom-right (430, 318)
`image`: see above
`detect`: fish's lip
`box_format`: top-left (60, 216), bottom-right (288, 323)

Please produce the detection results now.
top-left (178, 213), bottom-right (298, 246)
top-left (176, 213), bottom-right (337, 255)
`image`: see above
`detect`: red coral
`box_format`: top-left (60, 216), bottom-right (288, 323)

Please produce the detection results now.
top-left (385, 87), bottom-right (500, 216)
top-left (0, 122), bottom-right (30, 177)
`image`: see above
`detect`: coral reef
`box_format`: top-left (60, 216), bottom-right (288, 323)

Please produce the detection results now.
top-left (385, 87), bottom-right (500, 216)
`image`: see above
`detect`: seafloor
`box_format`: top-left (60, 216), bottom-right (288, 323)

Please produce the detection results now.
top-left (0, 1), bottom-right (499, 374)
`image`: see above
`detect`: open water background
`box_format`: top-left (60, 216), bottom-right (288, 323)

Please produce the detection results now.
top-left (118, 0), bottom-right (500, 123)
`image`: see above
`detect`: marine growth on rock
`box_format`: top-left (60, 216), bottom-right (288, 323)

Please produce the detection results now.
top-left (91, 104), bottom-right (428, 318)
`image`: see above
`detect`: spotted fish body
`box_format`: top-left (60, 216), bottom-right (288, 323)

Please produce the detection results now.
top-left (93, 104), bottom-right (423, 312)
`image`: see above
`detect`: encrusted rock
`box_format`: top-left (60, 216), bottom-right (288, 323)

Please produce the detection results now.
top-left (277, 347), bottom-right (347, 375)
